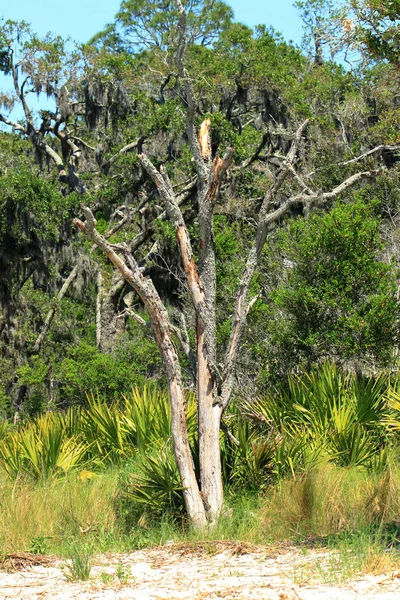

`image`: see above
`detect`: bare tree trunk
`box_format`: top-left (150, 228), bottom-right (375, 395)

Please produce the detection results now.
top-left (139, 147), bottom-right (232, 523)
top-left (74, 209), bottom-right (208, 529)
top-left (96, 270), bottom-right (103, 349)
top-left (196, 336), bottom-right (223, 518)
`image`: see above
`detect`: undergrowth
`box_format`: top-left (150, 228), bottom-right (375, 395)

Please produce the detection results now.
top-left (0, 368), bottom-right (400, 582)
top-left (0, 463), bottom-right (399, 580)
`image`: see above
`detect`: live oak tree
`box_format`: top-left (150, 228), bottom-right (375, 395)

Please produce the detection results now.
top-left (92, 0), bottom-right (234, 51)
top-left (73, 0), bottom-right (394, 527)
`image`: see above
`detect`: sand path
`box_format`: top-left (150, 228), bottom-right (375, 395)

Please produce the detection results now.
top-left (0, 543), bottom-right (399, 599)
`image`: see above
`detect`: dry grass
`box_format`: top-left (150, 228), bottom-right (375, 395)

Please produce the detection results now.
top-left (0, 471), bottom-right (119, 554)
top-left (258, 464), bottom-right (400, 541)
top-left (161, 539), bottom-right (263, 557)
top-left (0, 552), bottom-right (56, 572)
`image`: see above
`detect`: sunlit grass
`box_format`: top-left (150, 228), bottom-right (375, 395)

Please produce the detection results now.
top-left (0, 470), bottom-right (120, 555)
top-left (0, 462), bottom-right (399, 584)
top-left (0, 372), bottom-right (398, 584)
top-left (259, 463), bottom-right (400, 541)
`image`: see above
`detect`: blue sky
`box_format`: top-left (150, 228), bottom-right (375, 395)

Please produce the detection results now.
top-left (2, 0), bottom-right (304, 45)
top-left (0, 1), bottom-right (304, 120)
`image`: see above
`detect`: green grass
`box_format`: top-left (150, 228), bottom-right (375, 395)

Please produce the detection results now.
top-left (0, 371), bottom-right (399, 582)
top-left (0, 462), bottom-right (399, 583)
top-left (62, 544), bottom-right (93, 582)
top-left (0, 470), bottom-right (122, 556)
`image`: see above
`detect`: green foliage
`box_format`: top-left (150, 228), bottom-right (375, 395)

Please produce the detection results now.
top-left (56, 338), bottom-right (161, 405)
top-left (0, 170), bottom-right (75, 246)
top-left (29, 534), bottom-right (50, 555)
top-left (81, 395), bottom-right (128, 465)
top-left (266, 201), bottom-right (398, 371)
top-left (116, 561), bottom-right (131, 583)
top-left (0, 387), bottom-right (190, 485)
top-left (220, 416), bottom-right (276, 491)
top-left (295, 0), bottom-right (342, 60)
top-left (62, 545), bottom-right (93, 582)
top-left (1, 0), bottom-right (400, 543)
top-left (0, 412), bottom-right (88, 481)
top-left (115, 365), bottom-right (399, 524)
top-left (119, 444), bottom-right (185, 527)
top-left (122, 386), bottom-right (196, 451)
top-left (94, 0), bottom-right (233, 52)
top-left (0, 370), bottom-right (398, 554)
top-left (261, 463), bottom-right (400, 548)
top-left (242, 363), bottom-right (391, 475)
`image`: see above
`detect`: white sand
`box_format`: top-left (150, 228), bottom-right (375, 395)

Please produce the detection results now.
top-left (0, 545), bottom-right (399, 599)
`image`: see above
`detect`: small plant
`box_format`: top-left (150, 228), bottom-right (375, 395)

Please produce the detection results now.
top-left (99, 571), bottom-right (114, 584)
top-left (116, 561), bottom-right (131, 584)
top-left (118, 444), bottom-right (185, 526)
top-left (62, 546), bottom-right (92, 582)
top-left (29, 535), bottom-right (49, 555)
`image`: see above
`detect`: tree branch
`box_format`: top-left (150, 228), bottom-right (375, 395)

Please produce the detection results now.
top-left (68, 135), bottom-right (96, 151)
top-left (0, 114), bottom-right (26, 133)
top-left (32, 265), bottom-right (79, 354)
top-left (307, 145), bottom-right (399, 177)
top-left (74, 206), bottom-right (207, 527)
top-left (138, 153), bottom-right (205, 318)
top-left (104, 136), bottom-right (146, 171)
top-left (219, 124), bottom-right (383, 412)
top-left (239, 131), bottom-right (270, 170)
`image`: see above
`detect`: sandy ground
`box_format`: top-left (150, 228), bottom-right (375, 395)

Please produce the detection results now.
top-left (0, 543), bottom-right (400, 600)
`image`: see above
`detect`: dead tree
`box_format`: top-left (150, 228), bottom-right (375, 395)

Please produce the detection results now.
top-left (73, 0), bottom-right (387, 528)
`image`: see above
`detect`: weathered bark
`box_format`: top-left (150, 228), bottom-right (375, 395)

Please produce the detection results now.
top-left (138, 143), bottom-right (232, 522)
top-left (95, 270), bottom-right (103, 349)
top-left (74, 209), bottom-right (208, 528)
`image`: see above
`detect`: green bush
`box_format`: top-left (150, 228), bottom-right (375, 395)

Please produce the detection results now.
top-left (262, 201), bottom-right (399, 376)
top-left (56, 340), bottom-right (160, 404)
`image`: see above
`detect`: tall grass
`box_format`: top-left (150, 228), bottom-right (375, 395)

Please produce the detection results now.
top-left (259, 463), bottom-right (400, 542)
top-left (0, 470), bottom-right (120, 555)
top-left (0, 366), bottom-right (399, 565)
top-left (1, 462), bottom-right (399, 567)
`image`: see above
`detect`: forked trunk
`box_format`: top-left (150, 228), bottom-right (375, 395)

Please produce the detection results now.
top-left (168, 379), bottom-right (208, 529)
top-left (74, 212), bottom-right (209, 529)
